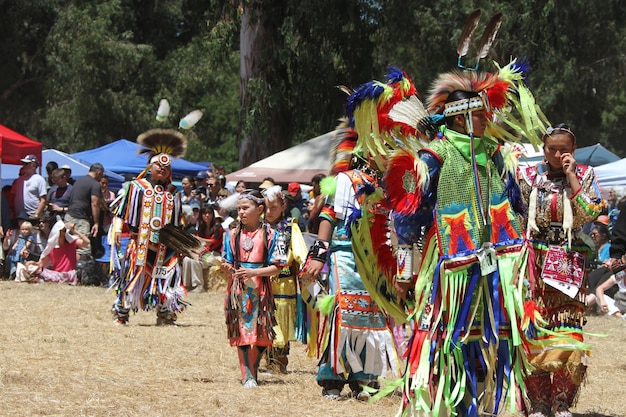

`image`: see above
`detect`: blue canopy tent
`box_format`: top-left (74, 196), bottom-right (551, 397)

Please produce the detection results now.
top-left (72, 139), bottom-right (209, 180)
top-left (519, 143), bottom-right (620, 167)
top-left (1, 149), bottom-right (125, 190)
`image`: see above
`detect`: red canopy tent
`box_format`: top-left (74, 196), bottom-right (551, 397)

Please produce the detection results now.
top-left (0, 123), bottom-right (43, 165)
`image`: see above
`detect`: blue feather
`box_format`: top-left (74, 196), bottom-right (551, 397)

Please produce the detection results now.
top-left (503, 172), bottom-right (527, 216)
top-left (385, 66), bottom-right (405, 84)
top-left (344, 204), bottom-right (362, 239)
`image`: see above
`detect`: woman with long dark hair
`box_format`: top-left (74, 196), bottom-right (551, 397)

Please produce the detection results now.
top-left (518, 123), bottom-right (605, 417)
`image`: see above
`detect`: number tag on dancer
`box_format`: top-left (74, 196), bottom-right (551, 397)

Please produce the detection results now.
top-left (477, 242), bottom-right (497, 276)
top-left (275, 234), bottom-right (288, 264)
top-left (153, 265), bottom-right (168, 279)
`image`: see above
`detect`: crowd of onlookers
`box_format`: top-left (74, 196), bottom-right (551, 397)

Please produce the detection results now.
top-left (7, 151), bottom-right (622, 319)
top-left (585, 186), bottom-right (626, 318)
top-left (0, 153), bottom-right (326, 292)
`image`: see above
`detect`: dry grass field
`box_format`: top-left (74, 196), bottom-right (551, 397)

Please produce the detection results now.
top-left (0, 280), bottom-right (624, 417)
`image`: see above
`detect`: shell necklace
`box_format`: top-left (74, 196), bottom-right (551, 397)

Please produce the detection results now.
top-left (241, 225), bottom-right (261, 260)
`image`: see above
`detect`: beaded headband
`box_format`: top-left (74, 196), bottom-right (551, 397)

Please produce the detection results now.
top-left (239, 191), bottom-right (265, 205)
top-left (543, 126), bottom-right (577, 145)
top-left (443, 92), bottom-right (490, 117)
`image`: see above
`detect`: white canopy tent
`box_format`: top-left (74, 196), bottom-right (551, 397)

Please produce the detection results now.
top-left (594, 158), bottom-right (626, 188)
top-left (226, 130), bottom-right (338, 185)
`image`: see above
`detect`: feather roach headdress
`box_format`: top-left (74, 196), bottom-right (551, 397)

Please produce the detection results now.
top-left (137, 129), bottom-right (188, 162)
top-left (134, 99), bottom-right (204, 179)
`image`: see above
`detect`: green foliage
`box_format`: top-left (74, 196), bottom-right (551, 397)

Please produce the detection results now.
top-left (1, 0), bottom-right (625, 175)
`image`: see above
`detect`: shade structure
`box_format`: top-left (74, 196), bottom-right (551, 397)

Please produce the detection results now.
top-left (0, 123), bottom-right (42, 165)
top-left (72, 139), bottom-right (208, 179)
top-left (226, 130), bottom-right (337, 185)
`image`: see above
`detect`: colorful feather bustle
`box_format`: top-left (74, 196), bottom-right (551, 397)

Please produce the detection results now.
top-left (329, 124), bottom-right (357, 176)
top-left (385, 149), bottom-right (430, 216)
top-left (345, 66), bottom-right (426, 171)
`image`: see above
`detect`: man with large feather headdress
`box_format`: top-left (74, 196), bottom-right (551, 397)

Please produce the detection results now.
top-left (111, 128), bottom-right (189, 325)
top-left (303, 9), bottom-right (552, 417)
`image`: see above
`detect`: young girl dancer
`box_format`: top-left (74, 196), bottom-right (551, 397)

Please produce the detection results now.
top-left (222, 189), bottom-right (283, 388)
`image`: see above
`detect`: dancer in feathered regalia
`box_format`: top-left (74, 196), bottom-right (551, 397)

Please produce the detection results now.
top-left (263, 185), bottom-right (309, 373)
top-left (111, 102), bottom-right (202, 326)
top-left (376, 10), bottom-right (550, 417)
top-left (517, 124), bottom-right (604, 417)
top-left (111, 129), bottom-right (188, 325)
top-left (301, 68), bottom-right (420, 401)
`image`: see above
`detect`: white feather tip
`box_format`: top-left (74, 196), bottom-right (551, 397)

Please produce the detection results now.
top-left (156, 99), bottom-right (170, 122)
top-left (179, 110), bottom-right (203, 130)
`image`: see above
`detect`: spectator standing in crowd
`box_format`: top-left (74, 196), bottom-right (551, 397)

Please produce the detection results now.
top-left (65, 163), bottom-right (104, 257)
top-left (61, 164), bottom-right (75, 185)
top-left (206, 175), bottom-right (222, 206)
top-left (99, 176), bottom-right (117, 235)
top-left (111, 129), bottom-right (186, 326)
top-left (214, 165), bottom-right (235, 193)
top-left (306, 174), bottom-right (326, 234)
top-left (45, 161), bottom-right (59, 188)
top-left (518, 124), bottom-right (604, 417)
top-left (222, 190), bottom-right (282, 388)
top-left (263, 185), bottom-right (308, 373)
top-left (258, 177), bottom-right (275, 190)
top-left (235, 180), bottom-right (247, 194)
top-left (10, 154), bottom-right (47, 220)
top-left (1, 185), bottom-right (11, 238)
top-left (47, 168), bottom-right (73, 220)
top-left (193, 170), bottom-right (208, 202)
top-left (285, 182), bottom-right (306, 228)
top-left (180, 175), bottom-right (200, 206)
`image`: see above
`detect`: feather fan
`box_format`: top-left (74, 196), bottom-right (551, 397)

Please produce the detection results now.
top-left (387, 95), bottom-right (429, 133)
top-left (158, 224), bottom-right (222, 265)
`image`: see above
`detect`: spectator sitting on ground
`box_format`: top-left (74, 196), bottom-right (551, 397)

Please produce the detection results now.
top-left (23, 220), bottom-right (90, 284)
top-left (29, 213), bottom-right (56, 261)
top-left (181, 204), bottom-right (224, 293)
top-left (3, 218), bottom-right (35, 278)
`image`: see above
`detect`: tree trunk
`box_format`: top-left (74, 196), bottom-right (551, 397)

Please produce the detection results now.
top-left (238, 1), bottom-right (292, 169)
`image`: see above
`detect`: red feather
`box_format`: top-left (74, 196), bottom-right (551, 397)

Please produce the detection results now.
top-left (385, 150), bottom-right (423, 215)
top-left (487, 80), bottom-right (509, 110)
top-left (370, 212), bottom-right (395, 277)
